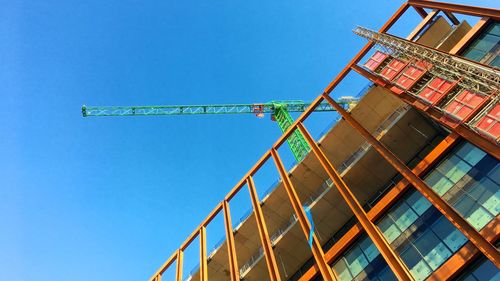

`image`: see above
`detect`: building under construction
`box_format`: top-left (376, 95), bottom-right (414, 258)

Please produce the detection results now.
top-left (145, 1), bottom-right (500, 280)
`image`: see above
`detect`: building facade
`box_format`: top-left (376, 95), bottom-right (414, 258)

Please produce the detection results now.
top-left (150, 1), bottom-right (499, 281)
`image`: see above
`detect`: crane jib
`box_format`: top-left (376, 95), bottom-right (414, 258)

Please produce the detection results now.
top-left (81, 98), bottom-right (357, 117)
top-left (81, 97), bottom-right (358, 162)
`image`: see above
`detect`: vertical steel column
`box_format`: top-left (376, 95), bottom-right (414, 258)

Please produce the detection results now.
top-left (270, 148), bottom-right (337, 281)
top-left (247, 176), bottom-right (282, 281)
top-left (199, 226), bottom-right (208, 281)
top-left (296, 123), bottom-right (415, 281)
top-left (175, 249), bottom-right (183, 281)
top-left (223, 200), bottom-right (240, 281)
top-left (322, 93), bottom-right (500, 268)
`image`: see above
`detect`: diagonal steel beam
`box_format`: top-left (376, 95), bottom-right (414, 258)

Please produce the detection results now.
top-left (323, 93), bottom-right (500, 268)
top-left (296, 122), bottom-right (415, 281)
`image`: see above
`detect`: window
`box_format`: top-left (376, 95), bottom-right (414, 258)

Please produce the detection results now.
top-left (462, 22), bottom-right (500, 68)
top-left (423, 141), bottom-right (500, 231)
top-left (331, 236), bottom-right (396, 281)
top-left (456, 257), bottom-right (500, 281)
top-left (375, 189), bottom-right (468, 281)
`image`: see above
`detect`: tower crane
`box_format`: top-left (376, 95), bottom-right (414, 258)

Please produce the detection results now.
top-left (82, 97), bottom-right (358, 162)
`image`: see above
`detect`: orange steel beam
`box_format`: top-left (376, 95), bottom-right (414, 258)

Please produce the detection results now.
top-left (350, 65), bottom-right (500, 160)
top-left (270, 148), bottom-right (338, 281)
top-left (175, 249), bottom-right (183, 281)
top-left (449, 17), bottom-right (490, 55)
top-left (297, 122), bottom-right (415, 281)
top-left (297, 133), bottom-right (461, 281)
top-left (149, 3), bottom-right (413, 280)
top-left (413, 6), bottom-right (428, 18)
top-left (247, 176), bottom-right (282, 281)
top-left (406, 9), bottom-right (439, 41)
top-left (322, 3), bottom-right (409, 95)
top-left (443, 11), bottom-right (460, 25)
top-left (408, 0), bottom-right (500, 19)
top-left (199, 226), bottom-right (208, 281)
top-left (322, 93), bottom-right (500, 268)
top-left (223, 200), bottom-right (240, 281)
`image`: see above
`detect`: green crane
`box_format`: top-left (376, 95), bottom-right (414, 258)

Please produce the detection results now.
top-left (82, 98), bottom-right (357, 162)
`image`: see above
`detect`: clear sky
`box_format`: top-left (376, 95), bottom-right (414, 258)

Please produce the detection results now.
top-left (1, 1), bottom-right (498, 281)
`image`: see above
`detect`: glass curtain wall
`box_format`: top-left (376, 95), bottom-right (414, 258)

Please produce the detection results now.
top-left (462, 21), bottom-right (500, 67)
top-left (328, 141), bottom-right (499, 281)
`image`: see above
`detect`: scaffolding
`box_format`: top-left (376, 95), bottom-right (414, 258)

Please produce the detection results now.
top-left (354, 26), bottom-right (499, 143)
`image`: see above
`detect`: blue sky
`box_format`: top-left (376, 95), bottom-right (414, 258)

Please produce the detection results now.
top-left (1, 1), bottom-right (497, 280)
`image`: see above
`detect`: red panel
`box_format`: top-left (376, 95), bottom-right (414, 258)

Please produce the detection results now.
top-left (444, 90), bottom-right (487, 121)
top-left (394, 64), bottom-right (426, 90)
top-left (475, 104), bottom-right (500, 140)
top-left (364, 51), bottom-right (389, 72)
top-left (380, 58), bottom-right (406, 81)
top-left (418, 77), bottom-right (455, 105)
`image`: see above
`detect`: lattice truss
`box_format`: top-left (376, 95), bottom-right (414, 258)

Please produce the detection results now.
top-left (353, 26), bottom-right (499, 96)
top-left (353, 26), bottom-right (499, 143)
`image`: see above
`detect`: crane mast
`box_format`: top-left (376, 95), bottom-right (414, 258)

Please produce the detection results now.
top-left (82, 98), bottom-right (358, 162)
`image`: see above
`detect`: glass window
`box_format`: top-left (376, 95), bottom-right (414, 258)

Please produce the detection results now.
top-left (430, 217), bottom-right (467, 252)
top-left (414, 230), bottom-right (452, 270)
top-left (406, 191), bottom-right (432, 215)
top-left (333, 259), bottom-right (352, 281)
top-left (425, 170), bottom-right (454, 196)
top-left (331, 235), bottom-right (391, 281)
top-left (378, 216), bottom-right (402, 243)
top-left (437, 155), bottom-right (472, 184)
top-left (468, 177), bottom-right (500, 216)
top-left (462, 22), bottom-right (500, 67)
top-left (390, 202), bottom-right (419, 232)
top-left (469, 259), bottom-right (500, 281)
top-left (377, 267), bottom-right (397, 281)
top-left (457, 258), bottom-right (500, 281)
top-left (491, 56), bottom-right (500, 68)
top-left (488, 164), bottom-right (500, 182)
top-left (457, 142), bottom-right (487, 166)
top-left (454, 194), bottom-right (493, 230)
top-left (401, 245), bottom-right (432, 281)
top-left (424, 141), bottom-right (499, 231)
top-left (345, 246), bottom-right (369, 277)
top-left (359, 237), bottom-right (380, 263)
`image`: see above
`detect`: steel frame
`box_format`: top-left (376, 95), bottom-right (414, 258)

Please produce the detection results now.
top-left (271, 148), bottom-right (337, 281)
top-left (149, 1), bottom-right (500, 280)
top-left (297, 133), bottom-right (461, 281)
top-left (223, 200), bottom-right (240, 281)
top-left (199, 226), bottom-right (208, 281)
top-left (297, 122), bottom-right (414, 281)
top-left (322, 94), bottom-right (500, 267)
top-left (351, 65), bottom-right (500, 159)
top-left (246, 176), bottom-right (282, 281)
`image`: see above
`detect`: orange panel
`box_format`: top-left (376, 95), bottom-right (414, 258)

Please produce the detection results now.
top-left (364, 51), bottom-right (389, 71)
top-left (418, 77), bottom-right (455, 105)
top-left (443, 90), bottom-right (487, 121)
top-left (475, 104), bottom-right (500, 140)
top-left (380, 58), bottom-right (407, 80)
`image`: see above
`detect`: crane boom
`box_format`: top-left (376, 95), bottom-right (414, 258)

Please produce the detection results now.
top-left (81, 97), bottom-right (358, 162)
top-left (81, 99), bottom-right (356, 117)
